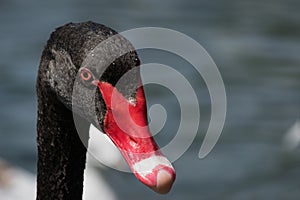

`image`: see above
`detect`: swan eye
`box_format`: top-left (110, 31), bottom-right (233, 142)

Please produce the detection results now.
top-left (79, 68), bottom-right (94, 82)
top-left (134, 58), bottom-right (140, 66)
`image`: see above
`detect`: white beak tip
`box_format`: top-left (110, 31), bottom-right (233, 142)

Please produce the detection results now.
top-left (151, 169), bottom-right (175, 194)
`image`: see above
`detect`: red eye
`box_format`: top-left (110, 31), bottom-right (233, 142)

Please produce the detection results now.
top-left (79, 68), bottom-right (93, 82)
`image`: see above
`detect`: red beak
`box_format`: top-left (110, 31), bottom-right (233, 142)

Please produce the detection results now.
top-left (96, 81), bottom-right (176, 194)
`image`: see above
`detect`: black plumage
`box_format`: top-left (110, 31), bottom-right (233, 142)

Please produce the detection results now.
top-left (36, 21), bottom-right (140, 200)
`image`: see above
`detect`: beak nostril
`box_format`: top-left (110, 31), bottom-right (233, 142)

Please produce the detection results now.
top-left (129, 136), bottom-right (138, 144)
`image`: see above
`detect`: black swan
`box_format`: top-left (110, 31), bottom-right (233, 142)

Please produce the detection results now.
top-left (36, 21), bottom-right (175, 199)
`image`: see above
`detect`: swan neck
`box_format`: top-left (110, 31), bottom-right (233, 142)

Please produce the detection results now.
top-left (36, 88), bottom-right (89, 200)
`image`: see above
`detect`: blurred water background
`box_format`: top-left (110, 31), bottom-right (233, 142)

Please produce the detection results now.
top-left (0, 0), bottom-right (299, 199)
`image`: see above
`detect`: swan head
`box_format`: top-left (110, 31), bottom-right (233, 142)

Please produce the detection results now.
top-left (38, 22), bottom-right (175, 194)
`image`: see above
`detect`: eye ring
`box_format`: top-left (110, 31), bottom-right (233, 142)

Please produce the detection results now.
top-left (81, 71), bottom-right (91, 81)
top-left (78, 67), bottom-right (95, 88)
top-left (79, 67), bottom-right (95, 86)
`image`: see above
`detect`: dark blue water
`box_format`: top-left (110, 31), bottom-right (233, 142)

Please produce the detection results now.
top-left (0, 0), bottom-right (299, 199)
